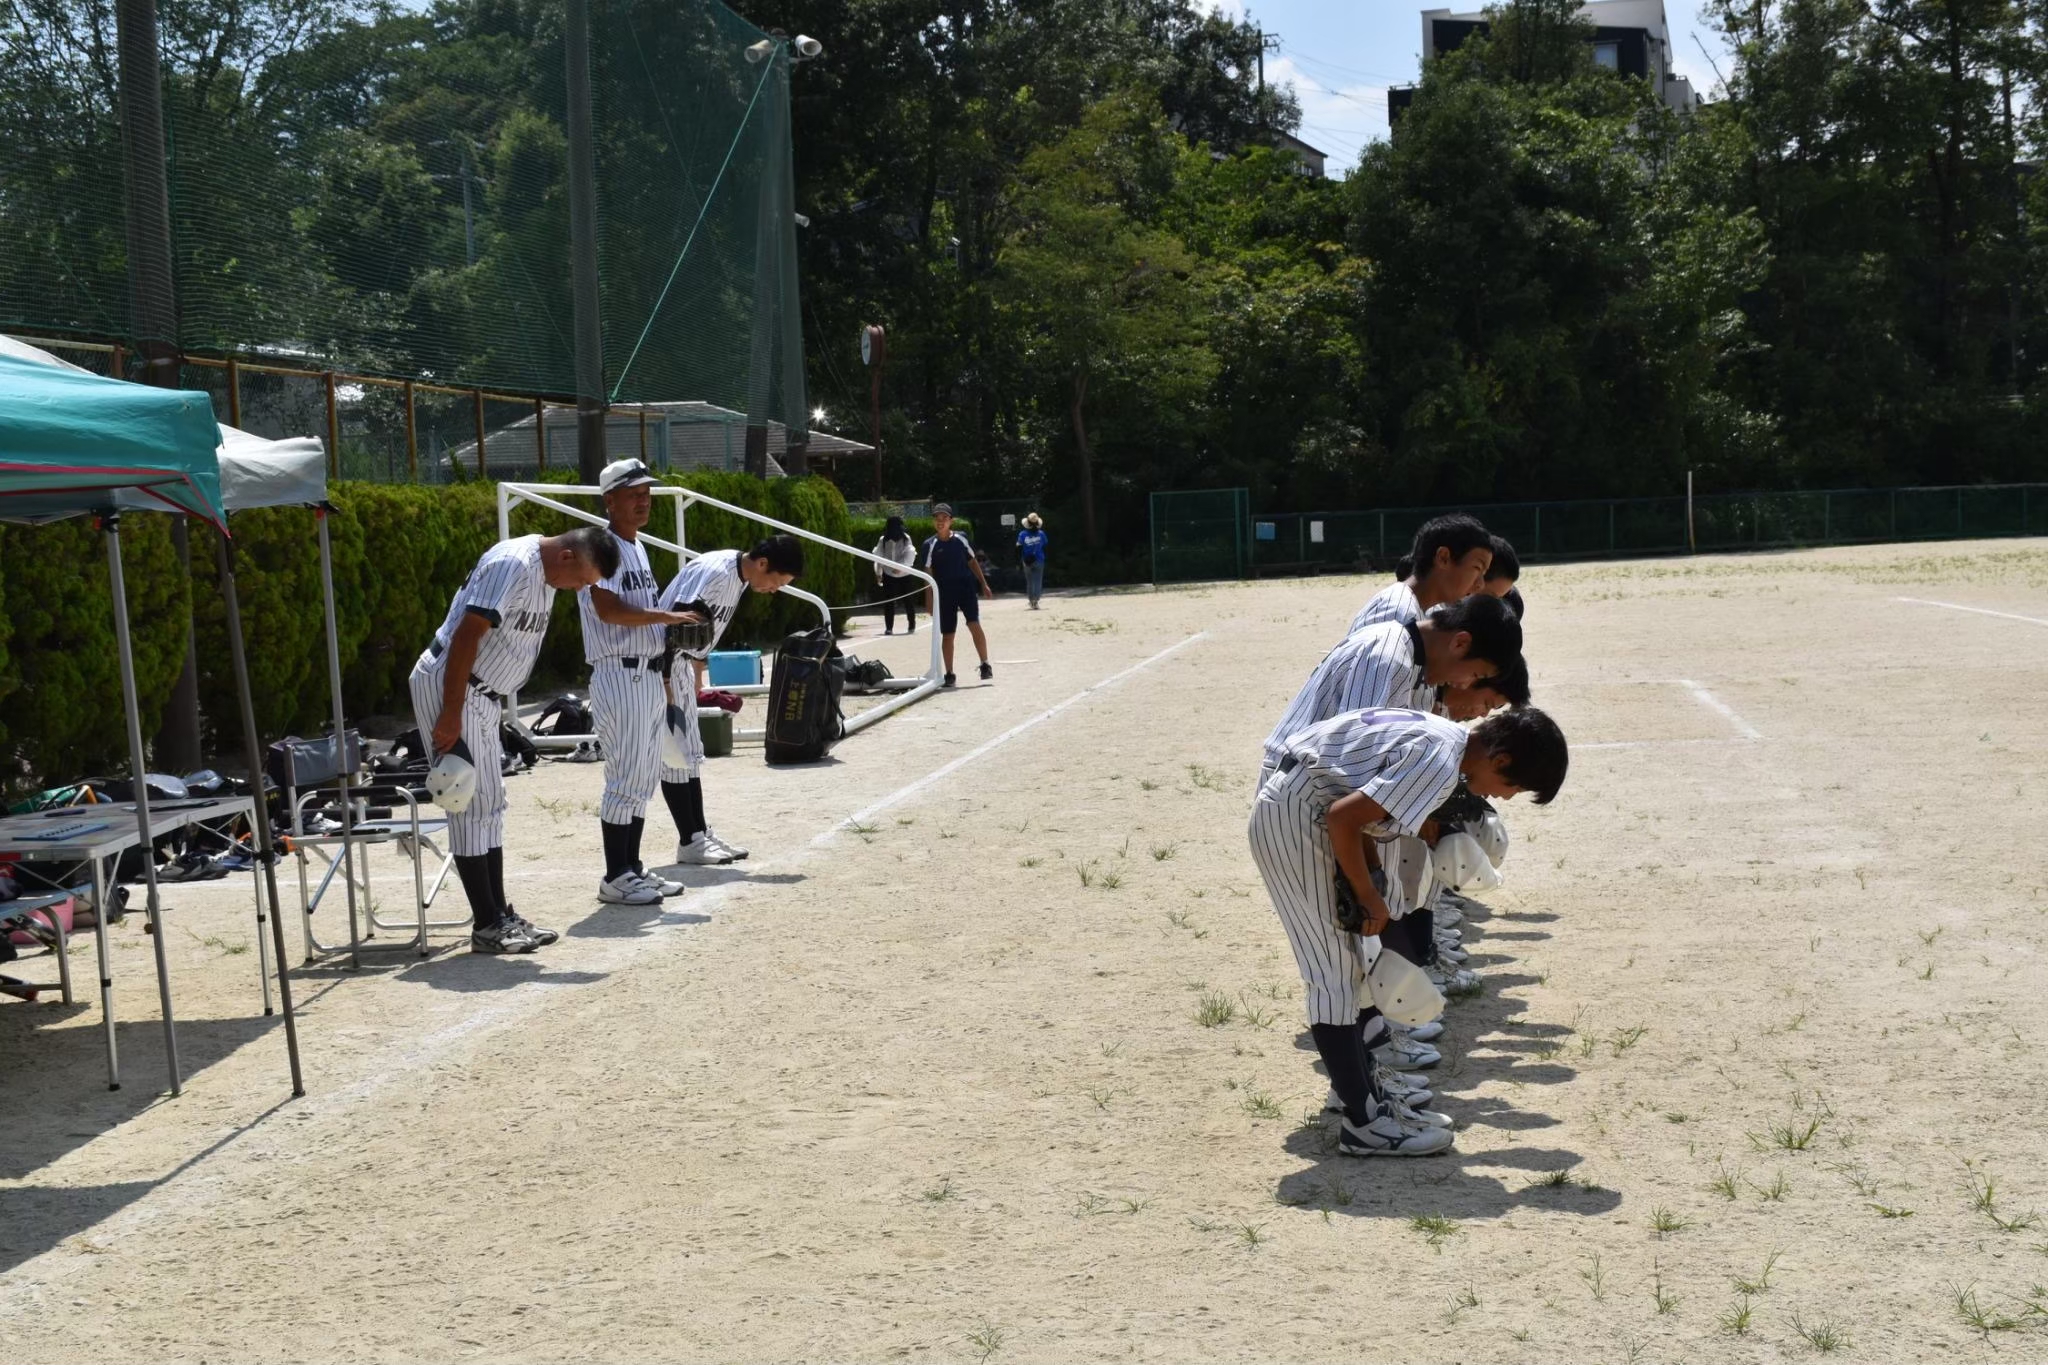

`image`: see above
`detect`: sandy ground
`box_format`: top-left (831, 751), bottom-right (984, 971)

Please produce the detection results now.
top-left (4, 537), bottom-right (2048, 1363)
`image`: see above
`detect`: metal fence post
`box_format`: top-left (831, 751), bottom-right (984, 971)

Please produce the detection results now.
top-left (533, 397), bottom-right (546, 473)
top-left (1890, 489), bottom-right (1897, 539)
top-left (1533, 506), bottom-right (1541, 557)
top-left (473, 389), bottom-right (487, 480)
top-left (226, 354), bottom-right (241, 428)
top-left (1823, 492), bottom-right (1830, 543)
top-left (324, 371), bottom-right (339, 478)
top-left (403, 379), bottom-right (418, 480)
top-left (1608, 502), bottom-right (1615, 554)
top-left (1957, 487), bottom-right (1964, 536)
top-left (1378, 511), bottom-right (1386, 561)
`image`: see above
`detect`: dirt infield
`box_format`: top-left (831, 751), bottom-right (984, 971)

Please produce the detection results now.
top-left (4, 538), bottom-right (2047, 1362)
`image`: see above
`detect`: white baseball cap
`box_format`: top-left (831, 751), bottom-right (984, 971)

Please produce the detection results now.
top-left (1368, 947), bottom-right (1446, 1026)
top-left (600, 458), bottom-right (660, 495)
top-left (1432, 831), bottom-right (1503, 892)
top-left (425, 738), bottom-right (478, 813)
top-left (1471, 811), bottom-right (1510, 868)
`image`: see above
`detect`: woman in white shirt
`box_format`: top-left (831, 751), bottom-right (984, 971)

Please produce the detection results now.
top-left (873, 515), bottom-right (919, 634)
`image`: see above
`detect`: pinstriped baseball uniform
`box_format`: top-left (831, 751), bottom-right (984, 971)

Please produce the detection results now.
top-left (657, 549), bottom-right (747, 780)
top-left (1248, 709), bottom-right (1466, 1026)
top-left (579, 531), bottom-right (668, 825)
top-left (1262, 621), bottom-right (1428, 782)
top-left (409, 535), bottom-right (556, 856)
top-left (1348, 579), bottom-right (1420, 636)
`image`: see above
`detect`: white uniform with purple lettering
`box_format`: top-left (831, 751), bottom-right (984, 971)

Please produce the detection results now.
top-left (1261, 621), bottom-right (1429, 787)
top-left (1248, 709), bottom-right (1465, 1026)
top-left (409, 535), bottom-right (555, 856)
top-left (579, 530), bottom-right (667, 825)
top-left (657, 549), bottom-right (749, 780)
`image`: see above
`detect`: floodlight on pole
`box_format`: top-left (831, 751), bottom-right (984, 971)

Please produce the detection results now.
top-left (745, 37), bottom-right (775, 63)
top-left (793, 34), bottom-right (823, 59)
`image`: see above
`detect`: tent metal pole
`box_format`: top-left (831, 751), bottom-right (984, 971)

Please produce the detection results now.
top-left (215, 528), bottom-right (306, 1097)
top-left (319, 510), bottom-right (364, 969)
top-left (103, 512), bottom-right (181, 1095)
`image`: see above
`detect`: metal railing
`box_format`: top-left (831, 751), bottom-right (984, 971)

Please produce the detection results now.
top-left (497, 482), bottom-right (942, 744)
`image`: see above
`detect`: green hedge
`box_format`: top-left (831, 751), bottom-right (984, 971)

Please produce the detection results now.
top-left (0, 473), bottom-right (854, 790)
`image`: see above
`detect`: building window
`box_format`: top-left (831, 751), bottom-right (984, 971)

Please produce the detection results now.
top-left (1592, 41), bottom-right (1620, 70)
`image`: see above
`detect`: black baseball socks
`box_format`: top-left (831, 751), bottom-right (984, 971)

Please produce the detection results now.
top-left (600, 820), bottom-right (631, 881)
top-left (661, 778), bottom-right (707, 843)
top-left (1310, 1022), bottom-right (1380, 1123)
top-left (453, 853), bottom-right (500, 929)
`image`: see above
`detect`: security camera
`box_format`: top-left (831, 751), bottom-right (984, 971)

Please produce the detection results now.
top-left (793, 34), bottom-right (823, 59)
top-left (744, 38), bottom-right (775, 63)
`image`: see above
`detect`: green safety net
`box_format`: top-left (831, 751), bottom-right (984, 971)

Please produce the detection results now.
top-left (0, 0), bottom-right (805, 446)
top-left (1150, 488), bottom-right (1251, 583)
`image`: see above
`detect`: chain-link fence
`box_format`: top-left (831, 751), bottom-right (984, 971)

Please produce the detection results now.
top-left (1151, 488), bottom-right (1252, 583)
top-left (1153, 484), bottom-right (2048, 582)
top-left (0, 0), bottom-right (807, 440)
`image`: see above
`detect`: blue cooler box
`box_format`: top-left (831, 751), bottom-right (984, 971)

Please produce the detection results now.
top-left (707, 650), bottom-right (763, 687)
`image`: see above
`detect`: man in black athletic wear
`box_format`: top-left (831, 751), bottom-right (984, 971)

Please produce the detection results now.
top-left (920, 503), bottom-right (994, 688)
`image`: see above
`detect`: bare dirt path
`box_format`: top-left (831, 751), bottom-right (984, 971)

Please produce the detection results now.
top-left (4, 538), bottom-right (2046, 1362)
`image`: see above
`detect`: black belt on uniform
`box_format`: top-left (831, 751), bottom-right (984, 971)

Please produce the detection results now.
top-left (602, 655), bottom-right (666, 672)
top-left (426, 640), bottom-right (507, 703)
top-left (1278, 754), bottom-right (1300, 773)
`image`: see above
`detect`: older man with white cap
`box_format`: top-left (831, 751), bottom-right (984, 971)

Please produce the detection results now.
top-left (578, 458), bottom-right (706, 907)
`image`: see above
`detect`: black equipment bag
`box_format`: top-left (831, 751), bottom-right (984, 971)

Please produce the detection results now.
top-left (764, 627), bottom-right (846, 766)
top-left (264, 731), bottom-right (364, 792)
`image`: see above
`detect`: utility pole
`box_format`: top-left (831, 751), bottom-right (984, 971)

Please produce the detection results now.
top-left (117, 0), bottom-right (201, 772)
top-left (565, 0), bottom-right (607, 483)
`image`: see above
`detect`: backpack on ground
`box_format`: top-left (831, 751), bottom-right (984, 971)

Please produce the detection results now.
top-left (764, 627), bottom-right (846, 765)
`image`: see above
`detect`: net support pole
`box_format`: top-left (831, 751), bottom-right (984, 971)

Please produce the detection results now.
top-left (1686, 470), bottom-right (1695, 553)
top-left (319, 511), bottom-right (364, 970)
top-left (564, 0), bottom-right (607, 484)
top-left (404, 380), bottom-right (418, 480)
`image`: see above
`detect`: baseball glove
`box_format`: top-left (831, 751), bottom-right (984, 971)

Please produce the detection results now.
top-left (665, 600), bottom-right (716, 657)
top-left (1334, 864), bottom-right (1388, 936)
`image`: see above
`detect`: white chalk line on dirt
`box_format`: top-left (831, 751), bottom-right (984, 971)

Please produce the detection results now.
top-left (0, 630), bottom-right (1212, 1300)
top-left (1579, 738), bottom-right (1753, 752)
top-left (1894, 596), bottom-right (2048, 628)
top-left (1676, 678), bottom-right (1763, 741)
top-left (829, 631), bottom-right (1210, 836)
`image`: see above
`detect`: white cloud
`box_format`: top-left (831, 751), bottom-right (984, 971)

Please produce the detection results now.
top-left (1267, 53), bottom-right (1388, 175)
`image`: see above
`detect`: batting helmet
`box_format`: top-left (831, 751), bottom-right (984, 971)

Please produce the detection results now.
top-left (425, 738), bottom-right (478, 813)
top-left (1471, 810), bottom-right (1510, 868)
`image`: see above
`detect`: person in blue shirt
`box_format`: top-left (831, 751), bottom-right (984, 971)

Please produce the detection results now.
top-left (920, 503), bottom-right (994, 688)
top-left (1016, 512), bottom-right (1048, 609)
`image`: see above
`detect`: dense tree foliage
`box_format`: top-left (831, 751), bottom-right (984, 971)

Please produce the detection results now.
top-left (3, 0), bottom-right (2045, 573)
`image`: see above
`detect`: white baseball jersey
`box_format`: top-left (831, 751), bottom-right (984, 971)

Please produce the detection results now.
top-left (578, 530), bottom-right (663, 662)
top-left (425, 535), bottom-right (555, 694)
top-left (659, 549), bottom-right (747, 660)
top-left (1348, 580), bottom-right (1420, 636)
top-left (1280, 708), bottom-right (1466, 839)
top-left (1263, 622), bottom-right (1428, 771)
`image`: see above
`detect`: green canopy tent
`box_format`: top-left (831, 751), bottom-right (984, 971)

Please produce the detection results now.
top-left (0, 347), bottom-right (303, 1098)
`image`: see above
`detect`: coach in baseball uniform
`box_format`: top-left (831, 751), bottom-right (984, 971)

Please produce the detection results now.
top-left (579, 458), bottom-right (706, 906)
top-left (413, 525), bottom-right (618, 954)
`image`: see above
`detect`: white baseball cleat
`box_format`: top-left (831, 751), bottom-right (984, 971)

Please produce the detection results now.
top-left (1336, 1101), bottom-right (1455, 1157)
top-left (598, 872), bottom-right (662, 905)
top-left (1394, 1018), bottom-right (1445, 1044)
top-left (1370, 1032), bottom-right (1443, 1071)
top-left (635, 869), bottom-right (687, 898)
top-left (702, 829), bottom-right (749, 860)
top-left (675, 833), bottom-right (737, 866)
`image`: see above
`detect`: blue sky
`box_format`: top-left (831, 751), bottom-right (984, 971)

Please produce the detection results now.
top-left (1211, 0), bottom-right (1733, 173)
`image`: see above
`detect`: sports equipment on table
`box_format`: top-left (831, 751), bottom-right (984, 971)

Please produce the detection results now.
top-left (1336, 1102), bottom-right (1455, 1157)
top-left (764, 626), bottom-right (846, 765)
top-left (1369, 948), bottom-right (1447, 1026)
top-left (599, 871), bottom-right (663, 906)
top-left (426, 738), bottom-right (479, 814)
top-left (1432, 831), bottom-right (1502, 892)
top-left (660, 703), bottom-right (693, 772)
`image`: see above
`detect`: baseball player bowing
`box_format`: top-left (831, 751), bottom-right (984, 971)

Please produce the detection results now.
top-left (655, 534), bottom-right (806, 865)
top-left (1350, 513), bottom-right (1494, 636)
top-left (413, 526), bottom-right (619, 954)
top-left (578, 459), bottom-right (709, 906)
top-left (1249, 705), bottom-right (1568, 1156)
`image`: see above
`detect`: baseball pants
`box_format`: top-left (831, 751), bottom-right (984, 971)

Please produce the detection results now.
top-left (1249, 762), bottom-right (1368, 1027)
top-left (590, 660), bottom-right (666, 824)
top-left (660, 667), bottom-right (705, 783)
top-left (409, 661), bottom-right (507, 857)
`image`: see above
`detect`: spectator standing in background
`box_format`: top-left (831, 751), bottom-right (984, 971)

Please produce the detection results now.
top-left (1017, 513), bottom-right (1048, 609)
top-left (873, 514), bottom-right (918, 635)
top-left (921, 503), bottom-right (994, 688)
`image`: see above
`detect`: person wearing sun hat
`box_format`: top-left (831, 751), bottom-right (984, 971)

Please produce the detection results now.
top-left (1016, 512), bottom-right (1048, 609)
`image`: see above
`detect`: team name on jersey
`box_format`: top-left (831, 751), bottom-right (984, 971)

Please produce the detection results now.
top-left (614, 568), bottom-right (656, 594)
top-left (505, 608), bottom-right (550, 634)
